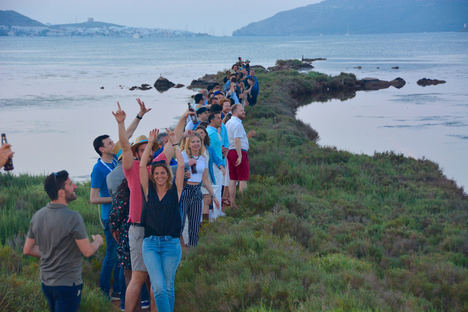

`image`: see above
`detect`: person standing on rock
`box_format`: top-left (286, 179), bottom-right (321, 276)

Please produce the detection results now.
top-left (225, 104), bottom-right (255, 207)
top-left (24, 170), bottom-right (103, 312)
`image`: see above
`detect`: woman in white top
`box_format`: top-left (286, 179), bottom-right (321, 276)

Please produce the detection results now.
top-left (180, 132), bottom-right (219, 247)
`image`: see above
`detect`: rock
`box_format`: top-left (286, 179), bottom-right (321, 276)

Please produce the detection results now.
top-left (100, 86), bottom-right (104, 89)
top-left (358, 78), bottom-right (391, 90)
top-left (392, 66), bottom-right (399, 69)
top-left (417, 78), bottom-right (446, 87)
top-left (268, 59), bottom-right (313, 71)
top-left (354, 66), bottom-right (362, 70)
top-left (301, 56), bottom-right (327, 63)
top-left (390, 77), bottom-right (406, 89)
top-left (129, 86), bottom-right (138, 91)
top-left (174, 84), bottom-right (184, 88)
top-left (138, 84), bottom-right (152, 91)
top-left (376, 67), bottom-right (380, 69)
top-left (154, 76), bottom-right (175, 92)
top-left (188, 74), bottom-right (218, 89)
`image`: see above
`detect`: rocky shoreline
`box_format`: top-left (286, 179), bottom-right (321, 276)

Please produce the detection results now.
top-left (111, 58), bottom-right (446, 94)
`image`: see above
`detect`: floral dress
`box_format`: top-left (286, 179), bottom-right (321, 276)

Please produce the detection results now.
top-left (109, 179), bottom-right (131, 270)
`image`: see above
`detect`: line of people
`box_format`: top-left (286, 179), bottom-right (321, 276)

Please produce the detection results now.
top-left (23, 60), bottom-right (258, 312)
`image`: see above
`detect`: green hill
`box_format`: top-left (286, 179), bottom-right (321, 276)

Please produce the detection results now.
top-left (0, 10), bottom-right (45, 27)
top-left (233, 0), bottom-right (468, 36)
top-left (1, 65), bottom-right (467, 311)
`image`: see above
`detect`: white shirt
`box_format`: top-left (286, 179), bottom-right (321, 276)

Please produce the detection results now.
top-left (226, 116), bottom-right (249, 151)
top-left (182, 151), bottom-right (208, 183)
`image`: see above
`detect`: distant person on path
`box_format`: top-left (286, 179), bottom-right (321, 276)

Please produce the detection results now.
top-left (139, 128), bottom-right (185, 312)
top-left (225, 104), bottom-right (255, 207)
top-left (23, 170), bottom-right (103, 312)
top-left (90, 99), bottom-right (151, 301)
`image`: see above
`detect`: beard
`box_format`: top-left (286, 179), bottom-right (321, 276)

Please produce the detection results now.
top-left (65, 191), bottom-right (77, 203)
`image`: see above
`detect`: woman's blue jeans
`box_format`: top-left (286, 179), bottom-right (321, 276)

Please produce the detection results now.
top-left (142, 236), bottom-right (181, 312)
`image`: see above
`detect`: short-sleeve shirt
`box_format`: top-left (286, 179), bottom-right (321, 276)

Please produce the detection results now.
top-left (106, 162), bottom-right (125, 196)
top-left (123, 159), bottom-right (144, 224)
top-left (182, 151), bottom-right (207, 183)
top-left (91, 157), bottom-right (118, 221)
top-left (27, 203), bottom-right (88, 286)
top-left (226, 116), bottom-right (249, 151)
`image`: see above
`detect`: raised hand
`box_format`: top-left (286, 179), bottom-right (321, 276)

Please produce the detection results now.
top-left (166, 128), bottom-right (177, 144)
top-left (112, 102), bottom-right (126, 124)
top-left (136, 98), bottom-right (152, 117)
top-left (148, 128), bottom-right (159, 143)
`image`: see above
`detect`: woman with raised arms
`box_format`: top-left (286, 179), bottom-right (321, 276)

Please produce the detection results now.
top-left (139, 128), bottom-right (184, 312)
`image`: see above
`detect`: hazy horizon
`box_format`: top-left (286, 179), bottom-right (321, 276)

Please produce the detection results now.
top-left (0, 0), bottom-right (321, 36)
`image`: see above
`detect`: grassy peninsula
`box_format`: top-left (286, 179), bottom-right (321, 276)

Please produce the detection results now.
top-left (1, 65), bottom-right (467, 311)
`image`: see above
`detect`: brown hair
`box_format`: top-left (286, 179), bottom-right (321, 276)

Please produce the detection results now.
top-left (150, 162), bottom-right (173, 191)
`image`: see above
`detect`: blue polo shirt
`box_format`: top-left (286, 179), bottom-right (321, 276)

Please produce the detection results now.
top-left (90, 156), bottom-right (118, 221)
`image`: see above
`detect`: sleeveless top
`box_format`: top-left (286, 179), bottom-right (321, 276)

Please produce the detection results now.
top-left (141, 180), bottom-right (181, 238)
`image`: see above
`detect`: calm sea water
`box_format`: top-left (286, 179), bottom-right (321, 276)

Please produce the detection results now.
top-left (0, 33), bottom-right (467, 189)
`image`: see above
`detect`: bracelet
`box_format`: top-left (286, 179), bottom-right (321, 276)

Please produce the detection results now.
top-left (136, 115), bottom-right (143, 120)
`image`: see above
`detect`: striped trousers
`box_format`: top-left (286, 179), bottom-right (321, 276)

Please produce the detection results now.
top-left (180, 184), bottom-right (203, 247)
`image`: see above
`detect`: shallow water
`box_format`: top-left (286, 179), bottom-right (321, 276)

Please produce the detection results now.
top-left (1, 33), bottom-right (467, 188)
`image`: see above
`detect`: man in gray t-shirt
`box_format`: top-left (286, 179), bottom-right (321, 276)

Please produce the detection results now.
top-left (24, 170), bottom-right (103, 312)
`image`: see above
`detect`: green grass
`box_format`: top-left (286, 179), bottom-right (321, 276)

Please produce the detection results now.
top-left (0, 173), bottom-right (115, 311)
top-left (1, 63), bottom-right (467, 311)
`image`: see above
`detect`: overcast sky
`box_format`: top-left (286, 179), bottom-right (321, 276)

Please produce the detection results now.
top-left (1, 0), bottom-right (321, 36)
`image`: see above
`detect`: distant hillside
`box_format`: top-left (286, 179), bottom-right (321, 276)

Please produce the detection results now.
top-left (0, 11), bottom-right (209, 38)
top-left (233, 0), bottom-right (468, 36)
top-left (0, 10), bottom-right (44, 27)
top-left (51, 19), bottom-right (123, 28)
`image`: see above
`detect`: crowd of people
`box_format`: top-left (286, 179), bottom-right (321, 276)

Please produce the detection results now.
top-left (22, 58), bottom-right (259, 312)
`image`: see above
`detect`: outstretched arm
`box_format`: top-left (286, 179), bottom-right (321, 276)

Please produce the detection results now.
top-left (125, 98), bottom-right (152, 139)
top-left (174, 109), bottom-right (193, 143)
top-left (140, 129), bottom-right (159, 199)
top-left (113, 102), bottom-right (134, 170)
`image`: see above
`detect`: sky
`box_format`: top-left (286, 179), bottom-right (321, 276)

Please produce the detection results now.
top-left (1, 0), bottom-right (321, 36)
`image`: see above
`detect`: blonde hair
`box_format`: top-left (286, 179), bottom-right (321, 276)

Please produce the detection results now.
top-left (183, 132), bottom-right (205, 157)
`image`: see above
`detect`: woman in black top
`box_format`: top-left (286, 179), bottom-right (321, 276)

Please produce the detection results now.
top-left (139, 128), bottom-right (184, 312)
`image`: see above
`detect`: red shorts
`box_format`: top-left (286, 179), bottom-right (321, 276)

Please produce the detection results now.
top-left (227, 150), bottom-right (249, 181)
